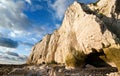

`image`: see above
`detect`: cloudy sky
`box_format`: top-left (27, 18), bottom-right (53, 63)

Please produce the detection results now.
top-left (0, 0), bottom-right (97, 64)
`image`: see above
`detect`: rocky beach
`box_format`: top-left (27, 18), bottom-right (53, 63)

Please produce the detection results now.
top-left (0, 64), bottom-right (119, 76)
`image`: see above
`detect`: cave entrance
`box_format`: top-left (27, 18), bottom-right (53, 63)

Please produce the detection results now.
top-left (85, 48), bottom-right (111, 67)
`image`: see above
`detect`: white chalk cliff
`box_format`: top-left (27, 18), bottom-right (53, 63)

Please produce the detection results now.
top-left (27, 0), bottom-right (120, 68)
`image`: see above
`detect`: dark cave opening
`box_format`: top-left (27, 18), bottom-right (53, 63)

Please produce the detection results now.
top-left (85, 48), bottom-right (111, 67)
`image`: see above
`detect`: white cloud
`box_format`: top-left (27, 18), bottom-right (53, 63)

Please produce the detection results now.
top-left (8, 30), bottom-right (30, 38)
top-left (0, 33), bottom-right (3, 37)
top-left (30, 4), bottom-right (43, 12)
top-left (0, 46), bottom-right (16, 52)
top-left (9, 32), bottom-right (16, 38)
top-left (25, 0), bottom-right (43, 12)
top-left (51, 0), bottom-right (73, 20)
top-left (56, 24), bottom-right (61, 29)
top-left (0, 59), bottom-right (26, 64)
top-left (0, 0), bottom-right (31, 31)
top-left (31, 38), bottom-right (38, 43)
top-left (0, 51), bottom-right (27, 64)
top-left (26, 0), bottom-right (31, 5)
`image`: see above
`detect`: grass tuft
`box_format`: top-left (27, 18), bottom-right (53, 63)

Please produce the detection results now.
top-left (65, 47), bottom-right (85, 67)
top-left (104, 46), bottom-right (120, 71)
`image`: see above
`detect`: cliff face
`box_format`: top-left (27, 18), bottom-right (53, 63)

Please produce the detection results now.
top-left (88, 0), bottom-right (120, 38)
top-left (27, 0), bottom-right (120, 69)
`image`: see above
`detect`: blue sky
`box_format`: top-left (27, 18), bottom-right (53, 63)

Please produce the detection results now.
top-left (0, 0), bottom-right (97, 64)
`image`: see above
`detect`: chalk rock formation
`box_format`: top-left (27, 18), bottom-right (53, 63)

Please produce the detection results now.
top-left (27, 0), bottom-right (120, 68)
